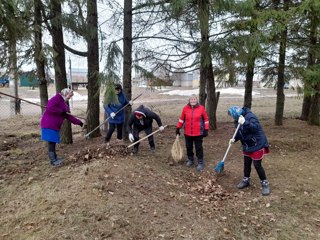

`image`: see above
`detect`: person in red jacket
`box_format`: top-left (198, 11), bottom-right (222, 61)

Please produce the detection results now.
top-left (176, 95), bottom-right (209, 172)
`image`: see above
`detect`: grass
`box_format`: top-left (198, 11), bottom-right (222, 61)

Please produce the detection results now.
top-left (1, 87), bottom-right (320, 239)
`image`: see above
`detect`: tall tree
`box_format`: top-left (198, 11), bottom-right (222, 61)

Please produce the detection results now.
top-left (198, 0), bottom-right (217, 129)
top-left (243, 23), bottom-right (257, 109)
top-left (242, 1), bottom-right (260, 109)
top-left (123, 0), bottom-right (133, 139)
top-left (34, 0), bottom-right (48, 113)
top-left (49, 0), bottom-right (73, 143)
top-left (303, 2), bottom-right (320, 125)
top-left (86, 0), bottom-right (100, 137)
top-left (275, 0), bottom-right (290, 126)
top-left (0, 0), bottom-right (27, 115)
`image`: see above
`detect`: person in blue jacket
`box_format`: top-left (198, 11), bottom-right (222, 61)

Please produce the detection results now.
top-left (104, 84), bottom-right (131, 145)
top-left (228, 106), bottom-right (270, 196)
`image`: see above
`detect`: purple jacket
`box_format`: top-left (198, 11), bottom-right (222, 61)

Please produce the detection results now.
top-left (41, 93), bottom-right (82, 131)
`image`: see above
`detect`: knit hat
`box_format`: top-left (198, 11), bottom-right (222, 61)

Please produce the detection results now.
top-left (134, 111), bottom-right (146, 118)
top-left (228, 106), bottom-right (243, 120)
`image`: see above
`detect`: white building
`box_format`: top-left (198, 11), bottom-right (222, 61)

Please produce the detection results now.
top-left (172, 70), bottom-right (200, 88)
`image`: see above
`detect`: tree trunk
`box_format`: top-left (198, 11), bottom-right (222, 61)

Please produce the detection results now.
top-left (34, 0), bottom-right (48, 114)
top-left (243, 59), bottom-right (254, 109)
top-left (86, 0), bottom-right (100, 138)
top-left (306, 10), bottom-right (319, 125)
top-left (300, 96), bottom-right (311, 120)
top-left (198, 0), bottom-right (216, 129)
top-left (243, 22), bottom-right (258, 109)
top-left (123, 0), bottom-right (133, 140)
top-left (198, 0), bottom-right (208, 106)
top-left (50, 0), bottom-right (72, 144)
top-left (308, 82), bottom-right (320, 125)
top-left (300, 13), bottom-right (317, 121)
top-left (274, 0), bottom-right (289, 126)
top-left (198, 0), bottom-right (209, 106)
top-left (206, 62), bottom-right (217, 129)
top-left (9, 39), bottom-right (20, 115)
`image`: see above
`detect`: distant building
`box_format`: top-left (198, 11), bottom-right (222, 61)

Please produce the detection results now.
top-left (19, 71), bottom-right (38, 88)
top-left (67, 68), bottom-right (88, 89)
top-left (172, 70), bottom-right (200, 88)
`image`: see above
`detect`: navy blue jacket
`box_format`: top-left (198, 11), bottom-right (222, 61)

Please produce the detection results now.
top-left (104, 91), bottom-right (129, 124)
top-left (234, 107), bottom-right (269, 153)
top-left (127, 105), bottom-right (162, 133)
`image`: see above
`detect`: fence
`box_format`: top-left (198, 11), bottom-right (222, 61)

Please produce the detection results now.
top-left (0, 86), bottom-right (187, 129)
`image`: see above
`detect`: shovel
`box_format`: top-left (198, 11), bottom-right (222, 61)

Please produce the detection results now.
top-left (214, 123), bottom-right (241, 174)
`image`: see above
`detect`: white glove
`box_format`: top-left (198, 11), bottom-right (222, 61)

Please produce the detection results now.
top-left (159, 126), bottom-right (165, 131)
top-left (129, 133), bottom-right (134, 142)
top-left (229, 138), bottom-right (235, 145)
top-left (129, 100), bottom-right (133, 105)
top-left (238, 115), bottom-right (245, 125)
top-left (110, 112), bottom-right (116, 119)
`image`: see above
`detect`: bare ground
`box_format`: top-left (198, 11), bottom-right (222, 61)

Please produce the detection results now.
top-left (1, 90), bottom-right (320, 240)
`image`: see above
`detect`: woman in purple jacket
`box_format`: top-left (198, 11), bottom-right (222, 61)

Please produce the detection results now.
top-left (41, 88), bottom-right (83, 166)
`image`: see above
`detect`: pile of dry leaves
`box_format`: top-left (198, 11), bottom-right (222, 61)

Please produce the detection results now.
top-left (68, 144), bottom-right (129, 164)
top-left (188, 176), bottom-right (241, 204)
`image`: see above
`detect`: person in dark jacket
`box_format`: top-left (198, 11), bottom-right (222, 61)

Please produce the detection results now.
top-left (228, 106), bottom-right (270, 196)
top-left (41, 88), bottom-right (83, 167)
top-left (127, 105), bottom-right (164, 154)
top-left (104, 84), bottom-right (131, 145)
top-left (176, 95), bottom-right (209, 172)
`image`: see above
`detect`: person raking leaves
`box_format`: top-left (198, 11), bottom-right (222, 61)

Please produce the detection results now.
top-left (127, 105), bottom-right (165, 154)
top-left (228, 106), bottom-right (271, 196)
top-left (40, 88), bottom-right (84, 167)
top-left (103, 83), bottom-right (132, 145)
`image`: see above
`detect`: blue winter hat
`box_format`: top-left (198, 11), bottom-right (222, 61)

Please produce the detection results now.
top-left (228, 106), bottom-right (243, 120)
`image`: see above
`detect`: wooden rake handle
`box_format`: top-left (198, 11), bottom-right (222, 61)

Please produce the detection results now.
top-left (84, 93), bottom-right (143, 139)
top-left (221, 123), bottom-right (241, 163)
top-left (127, 125), bottom-right (167, 148)
top-left (0, 91), bottom-right (86, 120)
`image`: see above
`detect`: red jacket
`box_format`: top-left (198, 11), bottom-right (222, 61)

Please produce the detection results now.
top-left (176, 104), bottom-right (209, 136)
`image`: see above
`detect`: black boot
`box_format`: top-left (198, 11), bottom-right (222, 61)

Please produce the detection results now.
top-left (186, 157), bottom-right (194, 167)
top-left (237, 177), bottom-right (250, 189)
top-left (197, 159), bottom-right (204, 172)
top-left (49, 152), bottom-right (63, 167)
top-left (261, 180), bottom-right (270, 196)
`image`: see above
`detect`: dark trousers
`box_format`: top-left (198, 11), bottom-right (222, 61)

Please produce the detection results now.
top-left (105, 123), bottom-right (123, 142)
top-left (48, 141), bottom-right (56, 153)
top-left (132, 126), bottom-right (155, 149)
top-left (185, 135), bottom-right (203, 160)
top-left (243, 156), bottom-right (267, 181)
top-left (48, 141), bottom-right (57, 159)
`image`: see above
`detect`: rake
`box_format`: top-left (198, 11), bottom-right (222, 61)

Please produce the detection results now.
top-left (84, 93), bottom-right (142, 139)
top-left (127, 125), bottom-right (167, 148)
top-left (214, 123), bottom-right (241, 174)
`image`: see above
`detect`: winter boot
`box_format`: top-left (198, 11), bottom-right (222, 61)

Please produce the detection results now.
top-left (48, 152), bottom-right (63, 167)
top-left (186, 157), bottom-right (194, 167)
top-left (261, 180), bottom-right (270, 196)
top-left (197, 159), bottom-right (204, 172)
top-left (54, 153), bottom-right (64, 163)
top-left (150, 147), bottom-right (156, 153)
top-left (237, 177), bottom-right (250, 189)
